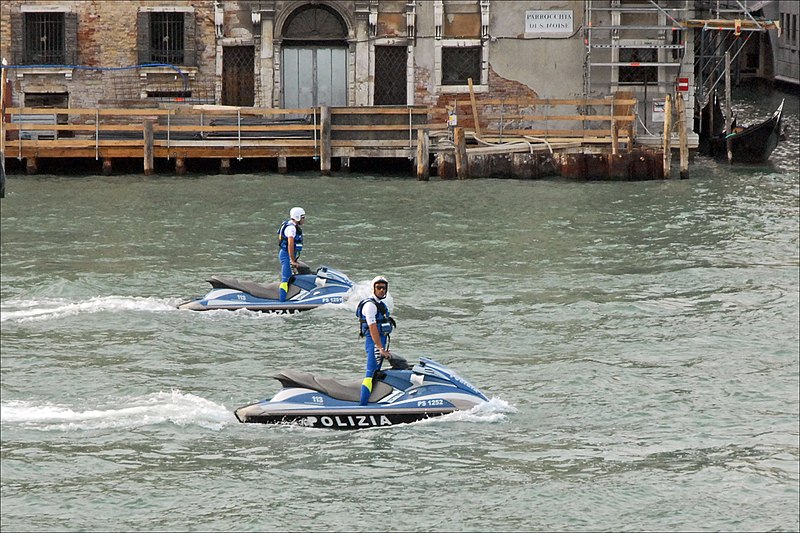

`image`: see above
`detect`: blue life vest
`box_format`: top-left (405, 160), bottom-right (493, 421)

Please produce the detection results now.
top-left (356, 297), bottom-right (396, 337)
top-left (277, 220), bottom-right (303, 254)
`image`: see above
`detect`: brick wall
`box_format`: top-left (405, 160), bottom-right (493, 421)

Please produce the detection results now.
top-left (1, 0), bottom-right (217, 109)
top-left (419, 66), bottom-right (540, 129)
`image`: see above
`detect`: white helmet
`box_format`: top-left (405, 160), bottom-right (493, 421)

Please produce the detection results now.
top-left (290, 207), bottom-right (305, 221)
top-left (372, 275), bottom-right (389, 298)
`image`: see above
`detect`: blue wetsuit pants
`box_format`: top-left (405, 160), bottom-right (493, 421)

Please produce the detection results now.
top-left (359, 335), bottom-right (387, 406)
top-left (278, 249), bottom-right (293, 302)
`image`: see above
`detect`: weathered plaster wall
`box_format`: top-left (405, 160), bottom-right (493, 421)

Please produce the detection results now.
top-left (411, 1), bottom-right (584, 125)
top-left (488, 2), bottom-right (586, 98)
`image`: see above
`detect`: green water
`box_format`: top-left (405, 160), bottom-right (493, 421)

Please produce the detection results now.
top-left (1, 88), bottom-right (798, 532)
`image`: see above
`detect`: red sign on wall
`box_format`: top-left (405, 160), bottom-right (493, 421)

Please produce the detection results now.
top-left (677, 77), bottom-right (689, 92)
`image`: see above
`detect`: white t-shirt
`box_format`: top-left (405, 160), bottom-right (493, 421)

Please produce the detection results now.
top-left (282, 221), bottom-right (297, 239)
top-left (361, 299), bottom-right (379, 325)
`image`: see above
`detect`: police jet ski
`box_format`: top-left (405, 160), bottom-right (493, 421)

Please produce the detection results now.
top-left (234, 356), bottom-right (489, 429)
top-left (178, 264), bottom-right (353, 313)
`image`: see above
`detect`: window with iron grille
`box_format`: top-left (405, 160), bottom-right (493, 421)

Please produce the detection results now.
top-left (23, 12), bottom-right (65, 64)
top-left (441, 46), bottom-right (481, 85)
top-left (618, 48), bottom-right (658, 85)
top-left (374, 46), bottom-right (407, 105)
top-left (149, 12), bottom-right (184, 64)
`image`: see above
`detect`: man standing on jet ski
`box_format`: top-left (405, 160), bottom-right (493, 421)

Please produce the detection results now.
top-left (356, 276), bottom-right (397, 405)
top-left (277, 207), bottom-right (305, 302)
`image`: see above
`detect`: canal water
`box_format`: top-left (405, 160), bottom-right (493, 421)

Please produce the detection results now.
top-left (1, 85), bottom-right (798, 532)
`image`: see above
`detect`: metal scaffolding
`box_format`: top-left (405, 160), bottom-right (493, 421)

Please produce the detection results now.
top-left (583, 0), bottom-right (779, 138)
top-left (583, 0), bottom-right (691, 97)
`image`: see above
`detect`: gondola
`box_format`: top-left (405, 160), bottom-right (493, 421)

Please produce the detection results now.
top-left (695, 91), bottom-right (725, 155)
top-left (707, 99), bottom-right (785, 164)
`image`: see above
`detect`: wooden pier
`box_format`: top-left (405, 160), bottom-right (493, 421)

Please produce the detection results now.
top-left (1, 94), bottom-right (688, 180)
top-left (1, 105), bottom-right (427, 175)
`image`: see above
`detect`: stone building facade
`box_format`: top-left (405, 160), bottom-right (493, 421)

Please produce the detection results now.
top-left (0, 1), bottom-right (590, 109)
top-left (1, 1), bottom-right (707, 138)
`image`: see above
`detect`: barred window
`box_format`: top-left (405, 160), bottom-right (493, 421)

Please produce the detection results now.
top-left (441, 46), bottom-right (481, 86)
top-left (24, 12), bottom-right (65, 64)
top-left (618, 48), bottom-right (657, 85)
top-left (150, 12), bottom-right (184, 64)
top-left (374, 46), bottom-right (407, 105)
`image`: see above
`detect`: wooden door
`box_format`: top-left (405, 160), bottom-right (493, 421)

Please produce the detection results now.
top-left (222, 46), bottom-right (254, 106)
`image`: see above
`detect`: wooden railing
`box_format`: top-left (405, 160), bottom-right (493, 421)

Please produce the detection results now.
top-left (1, 105), bottom-right (434, 162)
top-left (1, 98), bottom-right (636, 175)
top-left (491, 98), bottom-right (634, 137)
top-left (2, 106), bottom-right (323, 159)
top-left (445, 95), bottom-right (637, 145)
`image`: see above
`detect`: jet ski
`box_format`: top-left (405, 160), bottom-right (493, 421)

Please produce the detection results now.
top-left (178, 264), bottom-right (353, 313)
top-left (234, 357), bottom-right (489, 429)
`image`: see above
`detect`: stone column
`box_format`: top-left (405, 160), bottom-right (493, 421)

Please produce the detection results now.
top-left (353, 9), bottom-right (370, 106)
top-left (258, 9), bottom-right (276, 108)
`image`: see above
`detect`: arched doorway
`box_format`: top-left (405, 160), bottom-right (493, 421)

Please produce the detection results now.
top-left (281, 4), bottom-right (349, 108)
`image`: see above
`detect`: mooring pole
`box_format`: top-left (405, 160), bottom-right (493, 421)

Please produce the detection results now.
top-left (143, 120), bottom-right (154, 176)
top-left (662, 94), bottom-right (672, 178)
top-left (1, 58), bottom-right (6, 196)
top-left (677, 94), bottom-right (689, 179)
top-left (725, 51), bottom-right (733, 163)
top-left (416, 129), bottom-right (429, 180)
top-left (320, 106), bottom-right (331, 176)
top-left (1, 58), bottom-right (7, 176)
top-left (454, 127), bottom-right (468, 179)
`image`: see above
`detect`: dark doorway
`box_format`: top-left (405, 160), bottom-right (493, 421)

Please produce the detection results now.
top-left (222, 46), bottom-right (255, 106)
top-left (374, 46), bottom-right (408, 105)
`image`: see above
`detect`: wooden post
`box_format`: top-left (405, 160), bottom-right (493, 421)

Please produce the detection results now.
top-left (220, 158), bottom-right (231, 174)
top-left (102, 158), bottom-right (113, 176)
top-left (662, 94), bottom-right (672, 178)
top-left (0, 60), bottom-right (7, 166)
top-left (676, 94), bottom-right (689, 179)
top-left (320, 106), bottom-right (331, 176)
top-left (340, 156), bottom-right (350, 173)
top-left (724, 51), bottom-right (733, 163)
top-left (626, 119), bottom-right (634, 153)
top-left (708, 90), bottom-right (716, 142)
top-left (611, 118), bottom-right (619, 155)
top-left (1, 58), bottom-right (5, 197)
top-left (277, 156), bottom-right (287, 174)
top-left (416, 129), bottom-right (429, 180)
top-left (613, 90), bottom-right (635, 153)
top-left (468, 77), bottom-right (481, 137)
top-left (610, 96), bottom-right (618, 155)
top-left (454, 127), bottom-right (468, 179)
top-left (175, 156), bottom-right (186, 175)
top-left (437, 151), bottom-right (455, 180)
top-left (26, 156), bottom-right (38, 175)
top-left (143, 120), bottom-right (154, 175)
